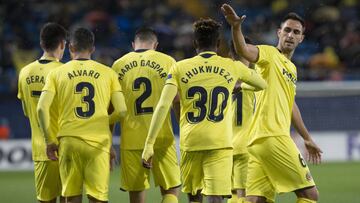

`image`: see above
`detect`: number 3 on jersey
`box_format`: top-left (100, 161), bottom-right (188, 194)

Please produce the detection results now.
top-left (186, 86), bottom-right (229, 123)
top-left (74, 82), bottom-right (95, 118)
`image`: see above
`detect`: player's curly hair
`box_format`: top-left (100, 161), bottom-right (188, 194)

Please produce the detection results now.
top-left (193, 18), bottom-right (222, 49)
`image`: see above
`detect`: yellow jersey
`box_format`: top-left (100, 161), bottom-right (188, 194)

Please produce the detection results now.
top-left (232, 89), bottom-right (256, 155)
top-left (166, 51), bottom-right (265, 151)
top-left (42, 59), bottom-right (122, 152)
top-left (112, 49), bottom-right (175, 150)
top-left (248, 45), bottom-right (297, 145)
top-left (17, 57), bottom-right (61, 161)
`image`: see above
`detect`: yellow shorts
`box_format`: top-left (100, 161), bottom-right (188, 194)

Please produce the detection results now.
top-left (34, 160), bottom-right (61, 201)
top-left (231, 153), bottom-right (249, 190)
top-left (120, 144), bottom-right (181, 191)
top-left (180, 149), bottom-right (232, 197)
top-left (59, 137), bottom-right (110, 201)
top-left (247, 136), bottom-right (316, 199)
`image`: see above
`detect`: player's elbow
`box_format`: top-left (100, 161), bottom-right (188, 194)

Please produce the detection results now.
top-left (36, 104), bottom-right (45, 119)
top-left (119, 108), bottom-right (127, 119)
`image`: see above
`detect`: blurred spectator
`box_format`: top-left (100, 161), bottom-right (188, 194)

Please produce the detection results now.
top-left (0, 0), bottom-right (359, 93)
top-left (0, 118), bottom-right (10, 140)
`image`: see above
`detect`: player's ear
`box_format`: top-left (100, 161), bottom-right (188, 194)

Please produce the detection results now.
top-left (153, 42), bottom-right (158, 50)
top-left (277, 28), bottom-right (281, 39)
top-left (132, 42), bottom-right (135, 50)
top-left (69, 44), bottom-right (75, 53)
top-left (216, 39), bottom-right (220, 49)
top-left (193, 40), bottom-right (198, 50)
top-left (60, 40), bottom-right (65, 50)
top-left (91, 46), bottom-right (95, 54)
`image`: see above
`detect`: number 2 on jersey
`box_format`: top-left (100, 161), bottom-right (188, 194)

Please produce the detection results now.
top-left (74, 82), bottom-right (95, 118)
top-left (133, 77), bottom-right (153, 115)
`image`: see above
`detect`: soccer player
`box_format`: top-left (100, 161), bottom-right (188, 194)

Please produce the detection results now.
top-left (142, 18), bottom-right (267, 203)
top-left (37, 27), bottom-right (127, 203)
top-left (17, 22), bottom-right (67, 203)
top-left (222, 4), bottom-right (322, 203)
top-left (112, 27), bottom-right (181, 203)
top-left (228, 38), bottom-right (267, 203)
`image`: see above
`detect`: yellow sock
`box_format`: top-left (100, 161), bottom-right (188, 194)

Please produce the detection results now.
top-left (227, 194), bottom-right (238, 203)
top-left (162, 194), bottom-right (178, 203)
top-left (296, 197), bottom-right (316, 203)
top-left (238, 197), bottom-right (246, 203)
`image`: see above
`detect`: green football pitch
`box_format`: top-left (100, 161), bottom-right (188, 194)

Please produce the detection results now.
top-left (1, 162), bottom-right (359, 203)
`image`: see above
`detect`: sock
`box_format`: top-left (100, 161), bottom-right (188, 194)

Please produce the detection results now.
top-left (238, 197), bottom-right (246, 203)
top-left (296, 197), bottom-right (317, 203)
top-left (227, 194), bottom-right (239, 203)
top-left (162, 194), bottom-right (178, 203)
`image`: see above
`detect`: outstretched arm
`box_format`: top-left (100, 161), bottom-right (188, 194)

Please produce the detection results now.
top-left (292, 102), bottom-right (322, 164)
top-left (221, 4), bottom-right (259, 63)
top-left (142, 84), bottom-right (178, 168)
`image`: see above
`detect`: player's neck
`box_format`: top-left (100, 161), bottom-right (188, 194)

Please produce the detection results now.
top-left (276, 45), bottom-right (294, 60)
top-left (197, 47), bottom-right (217, 54)
top-left (72, 52), bottom-right (91, 60)
top-left (42, 52), bottom-right (60, 61)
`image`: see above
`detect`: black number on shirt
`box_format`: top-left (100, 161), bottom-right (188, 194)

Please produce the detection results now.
top-left (186, 86), bottom-right (229, 123)
top-left (233, 92), bottom-right (243, 126)
top-left (31, 90), bottom-right (42, 98)
top-left (133, 77), bottom-right (153, 115)
top-left (74, 82), bottom-right (95, 118)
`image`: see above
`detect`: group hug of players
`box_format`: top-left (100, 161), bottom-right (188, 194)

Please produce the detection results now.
top-left (18, 3), bottom-right (322, 203)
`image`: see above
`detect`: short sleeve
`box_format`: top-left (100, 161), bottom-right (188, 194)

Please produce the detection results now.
top-left (17, 72), bottom-right (23, 100)
top-left (111, 58), bottom-right (123, 73)
top-left (234, 61), bottom-right (253, 81)
top-left (256, 45), bottom-right (272, 67)
top-left (42, 70), bottom-right (57, 93)
top-left (111, 70), bottom-right (122, 93)
top-left (165, 63), bottom-right (179, 87)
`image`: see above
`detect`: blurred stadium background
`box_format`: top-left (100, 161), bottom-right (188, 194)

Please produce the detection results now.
top-left (0, 0), bottom-right (359, 202)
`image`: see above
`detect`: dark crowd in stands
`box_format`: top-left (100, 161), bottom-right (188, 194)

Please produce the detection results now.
top-left (0, 0), bottom-right (359, 93)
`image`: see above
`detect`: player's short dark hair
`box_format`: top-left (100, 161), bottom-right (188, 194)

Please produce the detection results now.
top-left (40, 22), bottom-right (67, 51)
top-left (281, 12), bottom-right (305, 32)
top-left (134, 27), bottom-right (157, 42)
top-left (193, 18), bottom-right (222, 49)
top-left (229, 37), bottom-right (253, 60)
top-left (70, 27), bottom-right (95, 52)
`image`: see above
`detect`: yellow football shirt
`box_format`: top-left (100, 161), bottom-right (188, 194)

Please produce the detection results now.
top-left (166, 51), bottom-right (265, 151)
top-left (42, 59), bottom-right (122, 152)
top-left (112, 49), bottom-right (175, 150)
top-left (17, 57), bottom-right (61, 161)
top-left (232, 89), bottom-right (256, 155)
top-left (248, 45), bottom-right (297, 145)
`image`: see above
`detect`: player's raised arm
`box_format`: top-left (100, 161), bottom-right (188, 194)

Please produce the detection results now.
top-left (142, 84), bottom-right (178, 167)
top-left (109, 91), bottom-right (127, 124)
top-left (292, 102), bottom-right (322, 164)
top-left (221, 4), bottom-right (259, 63)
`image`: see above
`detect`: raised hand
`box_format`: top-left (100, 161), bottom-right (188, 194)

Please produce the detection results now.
top-left (304, 139), bottom-right (323, 164)
top-left (221, 4), bottom-right (246, 27)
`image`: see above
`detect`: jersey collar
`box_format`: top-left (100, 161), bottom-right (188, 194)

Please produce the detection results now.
top-left (134, 49), bottom-right (149, 53)
top-left (198, 51), bottom-right (217, 58)
top-left (39, 56), bottom-right (58, 61)
top-left (38, 56), bottom-right (58, 64)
